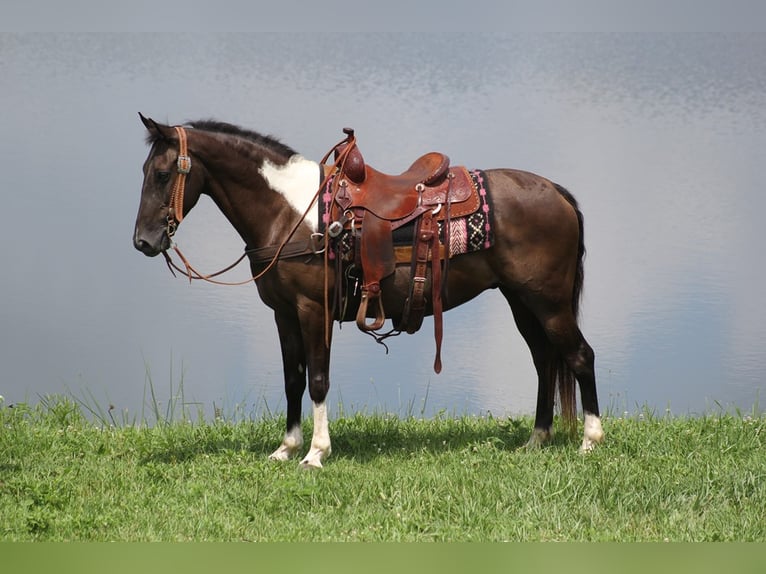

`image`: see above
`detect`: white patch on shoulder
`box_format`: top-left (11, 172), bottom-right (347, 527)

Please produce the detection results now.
top-left (259, 155), bottom-right (321, 231)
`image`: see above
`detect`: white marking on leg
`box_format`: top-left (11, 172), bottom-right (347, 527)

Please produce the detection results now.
top-left (269, 424), bottom-right (303, 461)
top-left (259, 156), bottom-right (321, 231)
top-left (300, 401), bottom-right (332, 469)
top-left (580, 412), bottom-right (605, 452)
top-left (525, 427), bottom-right (552, 449)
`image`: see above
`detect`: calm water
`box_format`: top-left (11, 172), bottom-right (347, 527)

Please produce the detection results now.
top-left (1, 33), bottom-right (764, 420)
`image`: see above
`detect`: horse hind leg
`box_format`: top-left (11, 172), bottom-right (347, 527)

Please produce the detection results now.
top-left (570, 337), bottom-right (604, 452)
top-left (541, 310), bottom-right (604, 452)
top-left (504, 289), bottom-right (604, 451)
top-left (504, 290), bottom-right (556, 447)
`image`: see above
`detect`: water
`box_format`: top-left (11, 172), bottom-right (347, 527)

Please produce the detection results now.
top-left (1, 33), bottom-right (764, 420)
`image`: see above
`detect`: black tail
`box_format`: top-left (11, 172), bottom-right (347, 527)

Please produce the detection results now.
top-left (549, 183), bottom-right (586, 433)
top-left (555, 183), bottom-right (585, 319)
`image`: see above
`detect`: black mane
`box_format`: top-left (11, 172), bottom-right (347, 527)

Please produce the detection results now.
top-left (146, 118), bottom-right (298, 159)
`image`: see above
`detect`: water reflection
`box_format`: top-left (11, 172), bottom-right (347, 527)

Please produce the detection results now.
top-left (1, 33), bottom-right (764, 419)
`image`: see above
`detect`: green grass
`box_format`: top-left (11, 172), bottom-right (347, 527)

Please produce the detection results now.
top-left (1, 396), bottom-right (764, 541)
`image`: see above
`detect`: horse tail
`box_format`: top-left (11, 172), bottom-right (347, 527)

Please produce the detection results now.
top-left (550, 183), bottom-right (586, 434)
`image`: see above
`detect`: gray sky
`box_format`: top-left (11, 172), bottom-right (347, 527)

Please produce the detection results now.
top-left (2, 1), bottom-right (765, 33)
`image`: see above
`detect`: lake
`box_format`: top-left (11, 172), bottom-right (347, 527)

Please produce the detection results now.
top-left (1, 33), bottom-right (764, 421)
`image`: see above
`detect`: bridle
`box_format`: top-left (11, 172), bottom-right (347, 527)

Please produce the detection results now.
top-left (165, 126), bottom-right (191, 239)
top-left (159, 125), bottom-right (356, 287)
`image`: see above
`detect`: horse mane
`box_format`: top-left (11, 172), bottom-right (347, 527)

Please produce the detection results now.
top-left (145, 118), bottom-right (298, 160)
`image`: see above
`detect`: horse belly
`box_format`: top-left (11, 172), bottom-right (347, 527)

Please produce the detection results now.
top-left (377, 253), bottom-right (498, 318)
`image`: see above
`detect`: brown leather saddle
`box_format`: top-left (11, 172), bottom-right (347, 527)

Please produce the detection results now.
top-left (325, 128), bottom-right (481, 373)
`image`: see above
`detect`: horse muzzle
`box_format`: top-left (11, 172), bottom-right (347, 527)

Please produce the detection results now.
top-left (133, 229), bottom-right (169, 257)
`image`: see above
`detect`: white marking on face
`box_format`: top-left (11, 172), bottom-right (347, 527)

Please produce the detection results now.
top-left (259, 155), bottom-right (321, 231)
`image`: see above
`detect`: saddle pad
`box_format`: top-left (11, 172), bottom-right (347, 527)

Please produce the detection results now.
top-left (393, 169), bottom-right (493, 257)
top-left (441, 169), bottom-right (493, 256)
top-left (320, 169), bottom-right (493, 259)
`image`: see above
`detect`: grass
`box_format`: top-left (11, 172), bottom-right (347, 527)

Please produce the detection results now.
top-left (0, 395), bottom-right (764, 541)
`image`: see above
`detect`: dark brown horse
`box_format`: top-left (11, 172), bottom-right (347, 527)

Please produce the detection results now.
top-left (133, 114), bottom-right (604, 468)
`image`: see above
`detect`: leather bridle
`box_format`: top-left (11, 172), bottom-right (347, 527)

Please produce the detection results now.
top-left (165, 126), bottom-right (192, 238)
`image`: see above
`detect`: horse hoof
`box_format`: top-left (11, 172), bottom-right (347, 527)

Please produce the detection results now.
top-left (299, 458), bottom-right (323, 470)
top-left (579, 434), bottom-right (604, 453)
top-left (299, 448), bottom-right (326, 469)
top-left (269, 446), bottom-right (294, 461)
top-left (523, 428), bottom-right (552, 449)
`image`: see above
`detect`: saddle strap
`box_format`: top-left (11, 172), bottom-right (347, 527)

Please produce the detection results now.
top-left (397, 210), bottom-right (443, 373)
top-left (399, 212), bottom-right (433, 334)
top-left (430, 212), bottom-right (443, 374)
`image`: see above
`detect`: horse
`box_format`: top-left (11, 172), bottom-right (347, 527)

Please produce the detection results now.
top-left (132, 114), bottom-right (604, 468)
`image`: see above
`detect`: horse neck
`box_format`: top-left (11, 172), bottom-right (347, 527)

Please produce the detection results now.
top-left (193, 135), bottom-right (312, 250)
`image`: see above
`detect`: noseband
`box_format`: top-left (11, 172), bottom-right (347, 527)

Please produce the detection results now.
top-left (166, 126), bottom-right (192, 237)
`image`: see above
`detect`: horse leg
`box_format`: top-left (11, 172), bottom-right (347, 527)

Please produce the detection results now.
top-left (502, 289), bottom-right (555, 447)
top-left (503, 288), bottom-right (604, 451)
top-left (297, 304), bottom-right (333, 469)
top-left (539, 309), bottom-right (604, 452)
top-left (268, 311), bottom-right (307, 461)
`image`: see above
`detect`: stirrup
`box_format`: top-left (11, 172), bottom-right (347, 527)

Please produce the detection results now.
top-left (356, 288), bottom-right (386, 332)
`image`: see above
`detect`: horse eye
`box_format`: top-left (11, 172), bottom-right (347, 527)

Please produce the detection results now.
top-left (156, 171), bottom-right (171, 184)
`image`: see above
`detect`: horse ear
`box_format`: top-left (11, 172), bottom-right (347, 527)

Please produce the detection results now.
top-left (139, 112), bottom-right (157, 131)
top-left (138, 113), bottom-right (175, 141)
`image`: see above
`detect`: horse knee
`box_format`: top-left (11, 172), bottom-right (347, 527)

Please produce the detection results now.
top-left (307, 374), bottom-right (330, 403)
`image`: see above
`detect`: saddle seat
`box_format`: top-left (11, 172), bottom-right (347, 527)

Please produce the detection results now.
top-left (344, 143), bottom-right (448, 183)
top-left (334, 145), bottom-right (477, 223)
top-left (336, 144), bottom-right (451, 222)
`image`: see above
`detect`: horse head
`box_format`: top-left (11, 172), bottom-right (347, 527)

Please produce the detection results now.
top-left (133, 114), bottom-right (204, 257)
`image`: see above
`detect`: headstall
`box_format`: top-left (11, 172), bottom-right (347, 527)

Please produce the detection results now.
top-left (166, 126), bottom-right (192, 237)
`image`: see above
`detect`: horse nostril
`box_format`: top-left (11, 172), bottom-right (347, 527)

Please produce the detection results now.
top-left (134, 236), bottom-right (158, 256)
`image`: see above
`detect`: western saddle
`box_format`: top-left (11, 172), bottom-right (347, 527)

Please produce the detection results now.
top-left (324, 128), bottom-right (481, 373)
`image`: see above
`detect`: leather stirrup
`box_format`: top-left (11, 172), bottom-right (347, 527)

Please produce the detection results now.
top-left (356, 286), bottom-right (386, 332)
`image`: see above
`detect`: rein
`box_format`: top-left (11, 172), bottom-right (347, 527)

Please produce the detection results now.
top-left (161, 126), bottom-right (356, 287)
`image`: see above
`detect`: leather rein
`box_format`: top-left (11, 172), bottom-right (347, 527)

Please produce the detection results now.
top-left (161, 126), bottom-right (354, 286)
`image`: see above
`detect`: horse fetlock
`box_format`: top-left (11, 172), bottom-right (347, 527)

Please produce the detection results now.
top-left (579, 413), bottom-right (605, 452)
top-left (268, 427), bottom-right (304, 461)
top-left (525, 427), bottom-right (552, 449)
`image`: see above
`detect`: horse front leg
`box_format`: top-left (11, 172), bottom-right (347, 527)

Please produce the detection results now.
top-left (269, 311), bottom-right (307, 461)
top-left (298, 306), bottom-right (333, 469)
